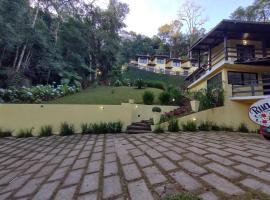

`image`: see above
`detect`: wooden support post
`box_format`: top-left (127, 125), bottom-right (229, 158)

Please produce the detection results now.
top-left (208, 46), bottom-right (212, 69)
top-left (224, 33), bottom-right (228, 61)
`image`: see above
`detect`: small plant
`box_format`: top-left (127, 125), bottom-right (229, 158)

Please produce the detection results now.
top-left (159, 115), bottom-right (171, 123)
top-left (0, 128), bottom-right (12, 138)
top-left (168, 118), bottom-right (180, 132)
top-left (107, 121), bottom-right (123, 133)
top-left (145, 81), bottom-right (165, 90)
top-left (135, 78), bottom-right (144, 89)
top-left (17, 128), bottom-right (34, 138)
top-left (163, 192), bottom-right (202, 200)
top-left (211, 123), bottom-right (221, 131)
top-left (159, 91), bottom-right (171, 105)
top-left (220, 125), bottom-right (234, 132)
top-left (60, 122), bottom-right (75, 136)
top-left (81, 123), bottom-right (92, 134)
top-left (39, 125), bottom-right (53, 137)
top-left (238, 123), bottom-right (249, 133)
top-left (198, 121), bottom-right (212, 131)
top-left (153, 124), bottom-right (164, 134)
top-left (143, 91), bottom-right (154, 105)
top-left (182, 121), bottom-right (197, 132)
top-left (152, 106), bottom-right (161, 113)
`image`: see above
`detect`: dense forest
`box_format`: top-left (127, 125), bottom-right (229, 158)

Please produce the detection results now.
top-left (1, 0), bottom-right (269, 89)
top-left (0, 0), bottom-right (129, 88)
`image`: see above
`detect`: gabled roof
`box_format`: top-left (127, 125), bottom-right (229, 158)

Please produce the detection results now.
top-left (190, 19), bottom-right (270, 51)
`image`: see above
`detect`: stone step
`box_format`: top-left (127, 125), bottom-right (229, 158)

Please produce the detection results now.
top-left (127, 125), bottom-right (151, 131)
top-left (126, 130), bottom-right (152, 134)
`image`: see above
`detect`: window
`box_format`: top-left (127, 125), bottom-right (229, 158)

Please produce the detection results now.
top-left (207, 73), bottom-right (222, 89)
top-left (228, 71), bottom-right (258, 85)
top-left (156, 58), bottom-right (165, 64)
top-left (236, 45), bottom-right (255, 61)
top-left (139, 58), bottom-right (148, 64)
top-left (183, 70), bottom-right (189, 76)
top-left (172, 61), bottom-right (180, 67)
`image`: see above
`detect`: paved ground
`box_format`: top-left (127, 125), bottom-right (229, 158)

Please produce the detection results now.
top-left (1, 133), bottom-right (270, 200)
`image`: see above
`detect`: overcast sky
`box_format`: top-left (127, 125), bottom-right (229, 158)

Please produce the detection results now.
top-left (96, 0), bottom-right (254, 37)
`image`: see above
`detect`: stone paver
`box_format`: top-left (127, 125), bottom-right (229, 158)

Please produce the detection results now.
top-left (1, 133), bottom-right (270, 200)
top-left (170, 171), bottom-right (202, 191)
top-left (201, 173), bottom-right (243, 195)
top-left (103, 175), bottom-right (122, 198)
top-left (128, 180), bottom-right (154, 200)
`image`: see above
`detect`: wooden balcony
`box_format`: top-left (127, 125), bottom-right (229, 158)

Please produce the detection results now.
top-left (232, 79), bottom-right (270, 97)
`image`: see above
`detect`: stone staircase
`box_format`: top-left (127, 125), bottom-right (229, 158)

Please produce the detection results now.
top-left (126, 120), bottom-right (153, 134)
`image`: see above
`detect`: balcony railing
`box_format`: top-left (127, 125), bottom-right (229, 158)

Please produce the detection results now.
top-left (232, 79), bottom-right (270, 97)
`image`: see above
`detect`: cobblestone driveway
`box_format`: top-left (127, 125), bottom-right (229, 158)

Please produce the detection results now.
top-left (1, 133), bottom-right (270, 200)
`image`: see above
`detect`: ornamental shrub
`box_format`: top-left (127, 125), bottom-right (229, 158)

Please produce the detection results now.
top-left (17, 128), bottom-right (34, 138)
top-left (39, 125), bottom-right (53, 137)
top-left (168, 118), bottom-right (180, 132)
top-left (143, 91), bottom-right (154, 105)
top-left (238, 123), bottom-right (249, 133)
top-left (0, 128), bottom-right (12, 138)
top-left (198, 121), bottom-right (212, 131)
top-left (153, 125), bottom-right (164, 134)
top-left (135, 78), bottom-right (144, 89)
top-left (60, 122), bottom-right (75, 136)
top-left (152, 106), bottom-right (161, 112)
top-left (182, 121), bottom-right (197, 132)
top-left (159, 91), bottom-right (171, 105)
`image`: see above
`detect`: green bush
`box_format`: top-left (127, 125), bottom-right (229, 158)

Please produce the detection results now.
top-left (113, 79), bottom-right (123, 87)
top-left (152, 106), bottom-right (161, 112)
top-left (168, 118), bottom-right (180, 132)
top-left (159, 115), bottom-right (171, 123)
top-left (182, 121), bottom-right (197, 132)
top-left (220, 125), bottom-right (234, 132)
top-left (107, 121), bottom-right (123, 133)
top-left (143, 91), bottom-right (154, 105)
top-left (39, 125), bottom-right (53, 137)
top-left (145, 81), bottom-right (165, 90)
top-left (163, 193), bottom-right (202, 200)
top-left (153, 125), bottom-right (164, 133)
top-left (17, 128), bottom-right (34, 138)
top-left (135, 78), bottom-right (144, 89)
top-left (167, 86), bottom-right (184, 106)
top-left (198, 121), bottom-right (212, 131)
top-left (238, 123), bottom-right (249, 133)
top-left (0, 84), bottom-right (81, 103)
top-left (0, 128), bottom-right (12, 138)
top-left (159, 91), bottom-right (171, 105)
top-left (60, 122), bottom-right (75, 136)
top-left (81, 123), bottom-right (92, 134)
top-left (211, 124), bottom-right (221, 131)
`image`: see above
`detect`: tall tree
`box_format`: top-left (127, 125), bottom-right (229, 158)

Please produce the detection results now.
top-left (178, 0), bottom-right (207, 48)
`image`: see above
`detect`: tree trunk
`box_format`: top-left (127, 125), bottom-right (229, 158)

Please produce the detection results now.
top-left (0, 47), bottom-right (6, 68)
top-left (46, 70), bottom-right (51, 84)
top-left (13, 47), bottom-right (19, 69)
top-left (16, 4), bottom-right (40, 72)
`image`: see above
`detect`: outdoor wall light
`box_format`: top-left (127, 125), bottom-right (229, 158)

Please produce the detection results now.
top-left (192, 117), bottom-right (196, 121)
top-left (99, 106), bottom-right (104, 110)
top-left (243, 40), bottom-right (248, 45)
top-left (172, 98), bottom-right (175, 102)
top-left (135, 105), bottom-right (138, 109)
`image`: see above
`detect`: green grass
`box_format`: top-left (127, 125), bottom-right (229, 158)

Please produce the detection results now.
top-left (46, 86), bottom-right (163, 105)
top-left (123, 67), bottom-right (186, 88)
top-left (163, 193), bottom-right (202, 200)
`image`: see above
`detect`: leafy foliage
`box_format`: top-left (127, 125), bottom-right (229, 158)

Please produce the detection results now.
top-left (152, 107), bottom-right (162, 113)
top-left (59, 122), bottom-right (75, 136)
top-left (81, 121), bottom-right (123, 134)
top-left (168, 118), bottom-right (180, 132)
top-left (153, 125), bottom-right (164, 134)
top-left (238, 123), bottom-right (249, 133)
top-left (182, 121), bottom-right (197, 132)
top-left (159, 91), bottom-right (171, 105)
top-left (198, 121), bottom-right (212, 131)
top-left (135, 78), bottom-right (144, 89)
top-left (0, 0), bottom-right (129, 88)
top-left (39, 125), bottom-right (53, 137)
top-left (0, 84), bottom-right (80, 103)
top-left (142, 91), bottom-right (154, 105)
top-left (17, 128), bottom-right (34, 138)
top-left (0, 128), bottom-right (13, 138)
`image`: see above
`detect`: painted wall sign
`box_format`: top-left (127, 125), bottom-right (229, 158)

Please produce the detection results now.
top-left (249, 98), bottom-right (270, 127)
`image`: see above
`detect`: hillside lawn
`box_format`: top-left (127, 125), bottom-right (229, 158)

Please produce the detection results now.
top-left (123, 67), bottom-right (186, 88)
top-left (46, 86), bottom-right (163, 105)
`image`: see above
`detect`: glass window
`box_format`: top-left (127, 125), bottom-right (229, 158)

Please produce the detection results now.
top-left (172, 62), bottom-right (180, 67)
top-left (139, 58), bottom-right (148, 64)
top-left (207, 73), bottom-right (222, 89)
top-left (156, 58), bottom-right (165, 64)
top-left (228, 71), bottom-right (258, 85)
